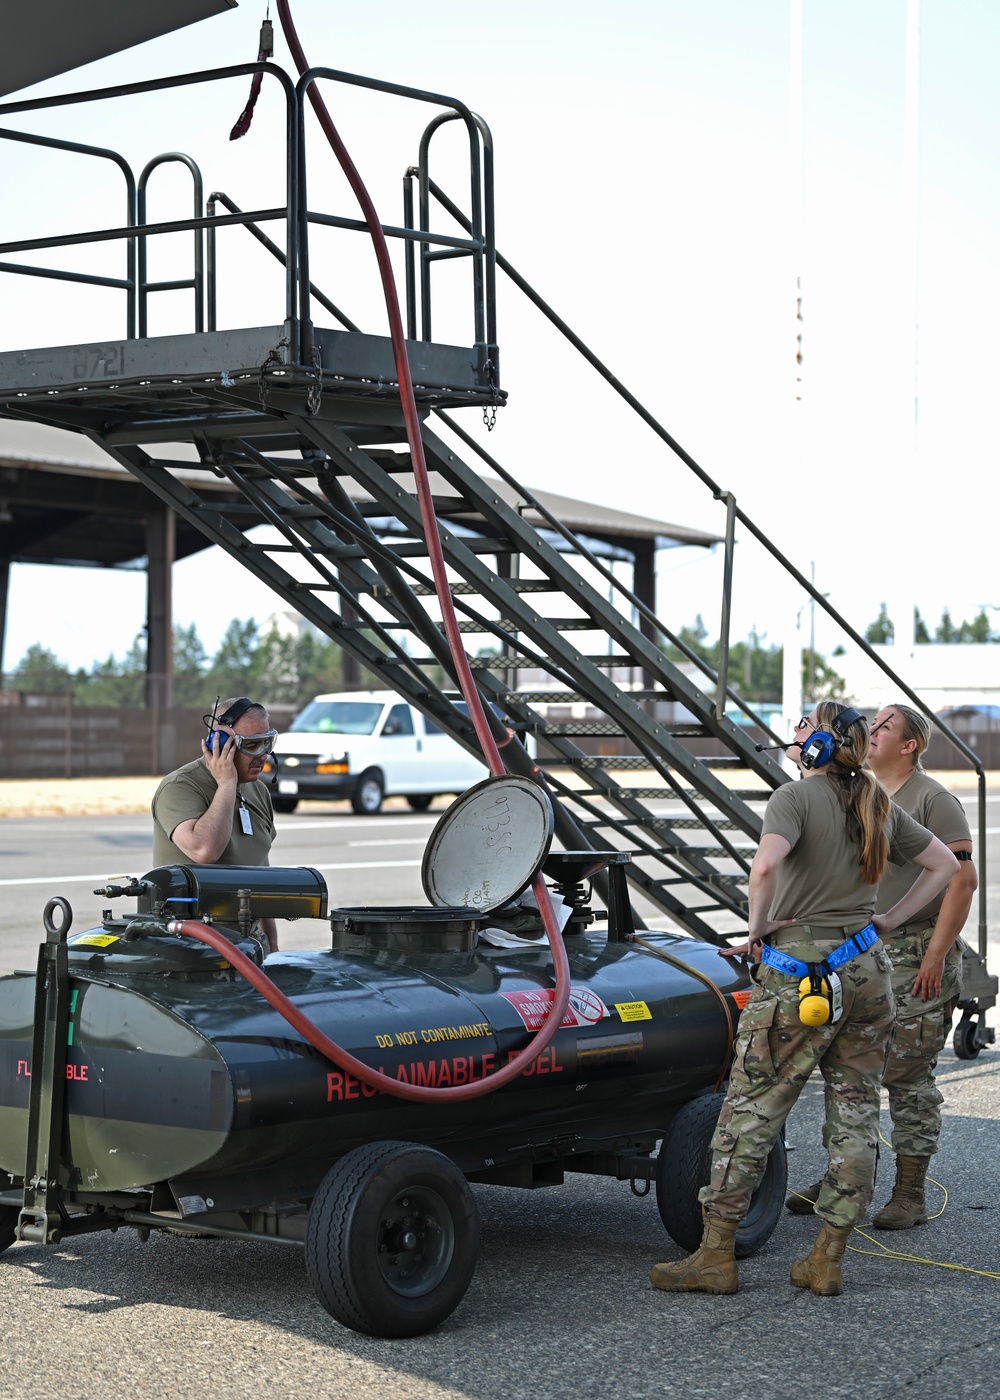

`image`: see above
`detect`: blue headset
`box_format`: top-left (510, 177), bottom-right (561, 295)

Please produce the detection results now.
top-left (800, 706), bottom-right (865, 769)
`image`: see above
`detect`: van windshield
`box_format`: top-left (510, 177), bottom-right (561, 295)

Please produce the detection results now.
top-left (289, 700), bottom-right (384, 735)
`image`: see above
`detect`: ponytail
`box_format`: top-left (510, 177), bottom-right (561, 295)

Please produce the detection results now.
top-left (814, 700), bottom-right (890, 885)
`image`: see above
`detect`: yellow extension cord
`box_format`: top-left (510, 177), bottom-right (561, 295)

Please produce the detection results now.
top-left (789, 1130), bottom-right (1000, 1281)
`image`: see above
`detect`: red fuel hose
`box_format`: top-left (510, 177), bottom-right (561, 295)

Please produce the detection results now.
top-left (188, 2), bottom-right (573, 1098)
top-left (168, 918), bottom-right (562, 1102)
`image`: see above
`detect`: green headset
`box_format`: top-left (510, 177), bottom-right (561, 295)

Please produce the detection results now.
top-left (800, 706), bottom-right (865, 770)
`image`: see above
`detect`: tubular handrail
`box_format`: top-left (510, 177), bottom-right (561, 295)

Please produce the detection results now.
top-left (0, 62), bottom-right (495, 363)
top-left (0, 126), bottom-right (137, 336)
top-left (411, 109), bottom-right (496, 349)
top-left (0, 62), bottom-right (298, 339)
top-left (205, 191), bottom-right (360, 334)
top-left (138, 153), bottom-right (205, 336)
top-left (292, 65), bottom-right (491, 359)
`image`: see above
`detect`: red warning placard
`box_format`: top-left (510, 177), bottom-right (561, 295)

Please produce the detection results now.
top-left (501, 986), bottom-right (608, 1031)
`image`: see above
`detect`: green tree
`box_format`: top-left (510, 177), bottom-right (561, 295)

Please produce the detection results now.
top-left (76, 633), bottom-right (147, 705)
top-left (173, 622), bottom-right (208, 705)
top-left (803, 651), bottom-right (847, 702)
top-left (247, 623), bottom-right (300, 704)
top-left (865, 603), bottom-right (893, 645)
top-left (914, 607), bottom-right (930, 644)
top-left (665, 620), bottom-right (845, 706)
top-left (10, 643), bottom-right (69, 693)
top-left (678, 613), bottom-right (712, 662)
top-left (206, 618), bottom-right (260, 693)
top-left (957, 609), bottom-right (995, 644)
top-left (935, 608), bottom-right (957, 644)
top-left (294, 629), bottom-right (346, 700)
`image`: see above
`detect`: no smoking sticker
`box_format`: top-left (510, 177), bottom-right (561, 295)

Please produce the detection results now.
top-left (501, 986), bottom-right (609, 1031)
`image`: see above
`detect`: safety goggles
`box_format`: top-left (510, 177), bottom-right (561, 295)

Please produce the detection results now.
top-left (226, 729), bottom-right (278, 757)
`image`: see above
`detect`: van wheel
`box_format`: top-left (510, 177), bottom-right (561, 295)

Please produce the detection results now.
top-left (351, 770), bottom-right (384, 815)
top-left (272, 797), bottom-right (299, 814)
top-left (406, 795), bottom-right (434, 812)
top-left (306, 1141), bottom-right (480, 1336)
top-left (655, 1091), bottom-right (787, 1258)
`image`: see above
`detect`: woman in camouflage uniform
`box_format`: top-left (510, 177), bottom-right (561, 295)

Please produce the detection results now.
top-left (785, 703), bottom-right (977, 1230)
top-left (649, 701), bottom-right (959, 1298)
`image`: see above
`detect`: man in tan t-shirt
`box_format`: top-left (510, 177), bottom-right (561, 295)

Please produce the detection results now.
top-left (151, 696), bottom-right (279, 952)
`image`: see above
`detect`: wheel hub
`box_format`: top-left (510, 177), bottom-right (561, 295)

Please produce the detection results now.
top-left (376, 1187), bottom-right (454, 1296)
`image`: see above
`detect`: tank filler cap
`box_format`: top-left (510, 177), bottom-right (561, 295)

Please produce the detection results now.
top-left (421, 774), bottom-right (554, 915)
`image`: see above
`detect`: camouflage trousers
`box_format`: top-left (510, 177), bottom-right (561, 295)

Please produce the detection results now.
top-left (700, 932), bottom-right (895, 1230)
top-left (882, 927), bottom-right (961, 1157)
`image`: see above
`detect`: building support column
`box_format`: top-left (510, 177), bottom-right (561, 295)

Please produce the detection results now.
top-left (0, 554), bottom-right (9, 679)
top-left (145, 507), bottom-right (175, 773)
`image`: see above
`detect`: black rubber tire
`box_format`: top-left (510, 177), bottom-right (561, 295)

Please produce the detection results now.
top-left (406, 795), bottom-right (434, 812)
top-left (655, 1090), bottom-right (787, 1258)
top-left (953, 1017), bottom-right (982, 1060)
top-left (306, 1141), bottom-right (480, 1337)
top-left (271, 796), bottom-right (299, 814)
top-left (350, 770), bottom-right (384, 815)
top-left (0, 1206), bottom-right (18, 1253)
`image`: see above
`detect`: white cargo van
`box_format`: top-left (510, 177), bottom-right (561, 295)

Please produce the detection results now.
top-left (265, 690), bottom-right (502, 814)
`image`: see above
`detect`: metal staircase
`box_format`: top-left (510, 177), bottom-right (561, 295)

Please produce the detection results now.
top-left (82, 402), bottom-right (788, 943)
top-left (0, 54), bottom-right (995, 1033)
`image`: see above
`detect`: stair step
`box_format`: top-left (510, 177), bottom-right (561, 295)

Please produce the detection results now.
top-left (404, 654), bottom-right (650, 671)
top-left (531, 721), bottom-right (708, 740)
top-left (638, 815), bottom-right (744, 833)
top-left (657, 873), bottom-right (748, 889)
top-left (650, 845), bottom-right (755, 861)
top-left (501, 690), bottom-right (673, 705)
top-left (406, 579), bottom-right (558, 597)
top-left (434, 618), bottom-right (594, 635)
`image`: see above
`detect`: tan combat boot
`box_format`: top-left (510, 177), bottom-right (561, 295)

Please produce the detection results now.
top-left (790, 1221), bottom-right (854, 1296)
top-left (785, 1180), bottom-right (822, 1215)
top-left (649, 1215), bottom-right (739, 1294)
top-left (872, 1154), bottom-right (932, 1230)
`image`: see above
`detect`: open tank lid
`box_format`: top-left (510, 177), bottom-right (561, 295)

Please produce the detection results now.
top-left (421, 774), bottom-right (554, 915)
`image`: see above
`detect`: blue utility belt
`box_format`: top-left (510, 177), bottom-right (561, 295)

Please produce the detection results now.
top-left (760, 922), bottom-right (878, 979)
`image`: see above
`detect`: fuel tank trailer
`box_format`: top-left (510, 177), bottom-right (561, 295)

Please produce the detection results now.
top-left (0, 778), bottom-right (784, 1336)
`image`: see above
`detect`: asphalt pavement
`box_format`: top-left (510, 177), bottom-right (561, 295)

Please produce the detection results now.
top-left (0, 793), bottom-right (998, 1399)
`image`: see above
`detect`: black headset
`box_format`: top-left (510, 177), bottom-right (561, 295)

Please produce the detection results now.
top-left (216, 697), bottom-right (257, 728)
top-left (800, 706), bottom-right (865, 770)
top-left (204, 696), bottom-right (259, 753)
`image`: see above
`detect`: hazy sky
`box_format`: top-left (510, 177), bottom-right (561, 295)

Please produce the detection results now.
top-left (2, 0), bottom-right (998, 676)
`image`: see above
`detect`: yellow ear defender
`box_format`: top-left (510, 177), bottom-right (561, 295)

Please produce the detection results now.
top-left (798, 974), bottom-right (833, 1026)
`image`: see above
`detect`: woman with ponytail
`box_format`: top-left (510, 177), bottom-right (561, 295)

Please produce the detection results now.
top-left (787, 702), bottom-right (977, 1232)
top-left (650, 701), bottom-right (958, 1300)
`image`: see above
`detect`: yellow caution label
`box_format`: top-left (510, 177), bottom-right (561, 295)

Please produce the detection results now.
top-left (72, 934), bottom-right (121, 948)
top-left (615, 1000), bottom-right (652, 1021)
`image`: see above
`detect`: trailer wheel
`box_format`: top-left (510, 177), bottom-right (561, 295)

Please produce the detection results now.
top-left (655, 1091), bottom-right (787, 1258)
top-left (953, 1016), bottom-right (983, 1060)
top-left (0, 1207), bottom-right (17, 1254)
top-left (351, 770), bottom-right (384, 815)
top-left (306, 1141), bottom-right (480, 1337)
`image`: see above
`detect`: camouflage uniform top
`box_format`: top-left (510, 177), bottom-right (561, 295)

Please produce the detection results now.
top-left (761, 779), bottom-right (932, 931)
top-left (876, 769), bottom-right (970, 1020)
top-left (875, 770), bottom-right (970, 922)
